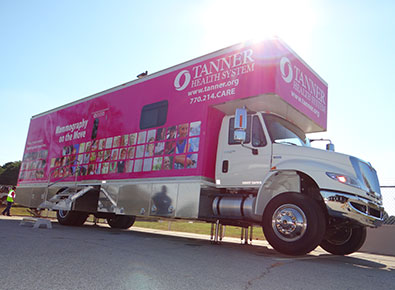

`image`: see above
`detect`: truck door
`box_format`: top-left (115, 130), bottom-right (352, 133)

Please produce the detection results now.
top-left (216, 114), bottom-right (272, 188)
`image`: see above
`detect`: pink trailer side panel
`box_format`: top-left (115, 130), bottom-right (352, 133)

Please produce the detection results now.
top-left (18, 38), bottom-right (327, 185)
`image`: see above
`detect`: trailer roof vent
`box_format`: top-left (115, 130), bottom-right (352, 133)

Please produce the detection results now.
top-left (137, 71), bottom-right (148, 79)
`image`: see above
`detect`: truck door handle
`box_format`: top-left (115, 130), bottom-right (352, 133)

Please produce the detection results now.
top-left (222, 160), bottom-right (229, 173)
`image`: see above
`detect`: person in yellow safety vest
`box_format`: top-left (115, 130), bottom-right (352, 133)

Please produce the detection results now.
top-left (2, 186), bottom-right (16, 216)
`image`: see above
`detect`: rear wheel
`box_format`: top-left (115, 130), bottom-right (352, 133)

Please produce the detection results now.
top-left (57, 210), bottom-right (89, 226)
top-left (263, 192), bottom-right (326, 255)
top-left (320, 226), bottom-right (366, 255)
top-left (107, 215), bottom-right (136, 229)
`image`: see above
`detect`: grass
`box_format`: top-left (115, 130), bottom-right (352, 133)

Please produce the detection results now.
top-left (3, 204), bottom-right (266, 240)
top-left (134, 220), bottom-right (266, 240)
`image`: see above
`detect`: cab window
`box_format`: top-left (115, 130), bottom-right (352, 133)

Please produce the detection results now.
top-left (252, 115), bottom-right (267, 147)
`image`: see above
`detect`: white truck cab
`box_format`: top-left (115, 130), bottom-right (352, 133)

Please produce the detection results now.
top-left (214, 109), bottom-right (383, 255)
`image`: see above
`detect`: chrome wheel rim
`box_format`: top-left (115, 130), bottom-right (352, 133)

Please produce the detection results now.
top-left (58, 210), bottom-right (68, 218)
top-left (272, 204), bottom-right (307, 242)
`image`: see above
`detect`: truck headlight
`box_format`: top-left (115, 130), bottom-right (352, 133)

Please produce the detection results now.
top-left (326, 172), bottom-right (361, 189)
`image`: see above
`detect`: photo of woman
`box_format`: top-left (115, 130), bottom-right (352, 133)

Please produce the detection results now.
top-left (102, 162), bottom-right (109, 174)
top-left (126, 160), bottom-right (134, 172)
top-left (91, 140), bottom-right (98, 151)
top-left (128, 147), bottom-right (135, 159)
top-left (79, 143), bottom-right (86, 154)
top-left (121, 134), bottom-right (129, 147)
top-left (88, 164), bottom-right (95, 175)
top-left (97, 151), bottom-right (103, 162)
top-left (85, 141), bottom-right (92, 152)
top-left (147, 129), bottom-right (156, 141)
top-left (138, 131), bottom-right (146, 144)
top-left (189, 121), bottom-right (201, 137)
top-left (109, 162), bottom-right (117, 173)
top-left (95, 163), bottom-right (102, 174)
top-left (166, 126), bottom-right (176, 139)
top-left (165, 141), bottom-right (175, 155)
top-left (187, 153), bottom-right (198, 169)
top-left (145, 138), bottom-right (155, 157)
top-left (156, 128), bottom-right (166, 141)
top-left (163, 156), bottom-right (173, 170)
top-left (90, 152), bottom-right (97, 163)
top-left (99, 138), bottom-right (106, 150)
top-left (113, 136), bottom-right (121, 147)
top-left (119, 148), bottom-right (127, 160)
top-left (111, 149), bottom-right (119, 161)
top-left (154, 142), bottom-right (164, 156)
top-left (129, 133), bottom-right (137, 145)
top-left (104, 150), bottom-right (111, 161)
top-left (105, 137), bottom-right (113, 149)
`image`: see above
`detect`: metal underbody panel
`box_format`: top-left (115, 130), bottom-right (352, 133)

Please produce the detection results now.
top-left (17, 177), bottom-right (214, 219)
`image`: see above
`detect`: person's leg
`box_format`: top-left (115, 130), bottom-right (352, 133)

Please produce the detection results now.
top-left (1, 202), bottom-right (8, 215)
top-left (4, 202), bottom-right (12, 216)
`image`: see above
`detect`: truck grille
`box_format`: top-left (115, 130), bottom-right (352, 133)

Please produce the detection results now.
top-left (350, 202), bottom-right (382, 219)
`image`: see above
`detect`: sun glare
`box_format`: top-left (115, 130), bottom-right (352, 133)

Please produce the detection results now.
top-left (201, 0), bottom-right (317, 54)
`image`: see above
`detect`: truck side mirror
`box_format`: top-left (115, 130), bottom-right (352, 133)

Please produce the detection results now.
top-left (234, 130), bottom-right (246, 142)
top-left (326, 143), bottom-right (335, 151)
top-left (234, 108), bottom-right (247, 142)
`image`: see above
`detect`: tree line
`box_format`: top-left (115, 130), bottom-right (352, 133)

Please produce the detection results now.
top-left (0, 161), bottom-right (21, 186)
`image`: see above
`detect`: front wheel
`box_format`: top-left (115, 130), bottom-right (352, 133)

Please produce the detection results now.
top-left (320, 226), bottom-right (366, 255)
top-left (263, 192), bottom-right (326, 256)
top-left (107, 215), bottom-right (136, 229)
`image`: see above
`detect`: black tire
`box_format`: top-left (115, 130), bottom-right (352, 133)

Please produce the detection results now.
top-left (107, 215), bottom-right (136, 229)
top-left (320, 226), bottom-right (366, 255)
top-left (57, 210), bottom-right (89, 226)
top-left (263, 192), bottom-right (326, 256)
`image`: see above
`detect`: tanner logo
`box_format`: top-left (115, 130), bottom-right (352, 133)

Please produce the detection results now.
top-left (280, 56), bottom-right (293, 83)
top-left (174, 70), bottom-right (191, 91)
top-left (174, 49), bottom-right (255, 92)
top-left (279, 55), bottom-right (327, 116)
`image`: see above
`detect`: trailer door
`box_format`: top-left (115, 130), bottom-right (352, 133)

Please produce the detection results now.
top-left (216, 114), bottom-right (272, 188)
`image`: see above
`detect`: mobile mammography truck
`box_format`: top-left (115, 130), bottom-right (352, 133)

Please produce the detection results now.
top-left (17, 38), bottom-right (384, 255)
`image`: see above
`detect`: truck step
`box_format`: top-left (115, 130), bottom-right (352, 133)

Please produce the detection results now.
top-left (20, 217), bottom-right (52, 229)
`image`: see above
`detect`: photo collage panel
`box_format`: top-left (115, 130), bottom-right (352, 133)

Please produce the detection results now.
top-left (47, 121), bottom-right (201, 180)
top-left (19, 149), bottom-right (48, 180)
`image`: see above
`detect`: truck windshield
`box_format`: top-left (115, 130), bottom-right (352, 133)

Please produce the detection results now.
top-left (262, 114), bottom-right (310, 147)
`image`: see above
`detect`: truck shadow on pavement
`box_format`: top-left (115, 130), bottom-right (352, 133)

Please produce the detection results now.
top-left (85, 222), bottom-right (393, 272)
top-left (5, 217), bottom-right (394, 273)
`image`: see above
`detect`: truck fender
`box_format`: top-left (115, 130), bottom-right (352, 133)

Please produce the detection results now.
top-left (254, 170), bottom-right (300, 217)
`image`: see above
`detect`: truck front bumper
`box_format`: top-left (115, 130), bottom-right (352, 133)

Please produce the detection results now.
top-left (320, 190), bottom-right (384, 227)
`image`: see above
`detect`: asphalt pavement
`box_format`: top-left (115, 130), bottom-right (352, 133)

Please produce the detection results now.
top-left (1, 216), bottom-right (394, 290)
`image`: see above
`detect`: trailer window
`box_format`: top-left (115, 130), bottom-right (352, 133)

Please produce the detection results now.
top-left (140, 100), bottom-right (168, 130)
top-left (228, 116), bottom-right (251, 145)
top-left (252, 116), bottom-right (267, 147)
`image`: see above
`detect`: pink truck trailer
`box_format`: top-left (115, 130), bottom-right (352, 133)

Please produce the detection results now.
top-left (16, 38), bottom-right (383, 255)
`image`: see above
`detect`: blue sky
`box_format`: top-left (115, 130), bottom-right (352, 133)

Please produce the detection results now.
top-left (1, 0), bottom-right (394, 193)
